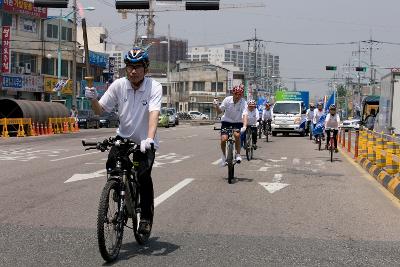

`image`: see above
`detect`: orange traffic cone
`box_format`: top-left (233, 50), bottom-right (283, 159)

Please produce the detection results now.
top-left (63, 121), bottom-right (69, 133)
top-left (35, 122), bottom-right (40, 136)
top-left (30, 122), bottom-right (36, 136)
top-left (40, 123), bottom-right (44, 135)
top-left (48, 122), bottom-right (53, 135)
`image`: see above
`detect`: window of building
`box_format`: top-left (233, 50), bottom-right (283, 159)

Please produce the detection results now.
top-left (10, 52), bottom-right (17, 73)
top-left (19, 17), bottom-right (37, 33)
top-left (43, 58), bottom-right (55, 75)
top-left (47, 24), bottom-right (58, 39)
top-left (19, 53), bottom-right (37, 73)
top-left (211, 82), bottom-right (224, 92)
top-left (60, 60), bottom-right (69, 77)
top-left (193, 81), bottom-right (205, 91)
top-left (192, 55), bottom-right (200, 61)
top-left (201, 54), bottom-right (208, 61)
top-left (2, 13), bottom-right (12, 27)
top-left (162, 86), bottom-right (168, 96)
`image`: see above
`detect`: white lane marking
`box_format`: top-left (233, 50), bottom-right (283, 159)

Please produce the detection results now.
top-left (64, 169), bottom-right (106, 183)
top-left (281, 157), bottom-right (287, 160)
top-left (258, 166), bottom-right (271, 172)
top-left (272, 173), bottom-right (283, 183)
top-left (259, 182), bottom-right (290, 194)
top-left (85, 163), bottom-right (104, 165)
top-left (51, 151), bottom-right (100, 162)
top-left (212, 159), bottom-right (221, 165)
top-left (267, 159), bottom-right (284, 163)
top-left (292, 158), bottom-right (301, 165)
top-left (305, 161), bottom-right (311, 165)
top-left (154, 178), bottom-right (194, 207)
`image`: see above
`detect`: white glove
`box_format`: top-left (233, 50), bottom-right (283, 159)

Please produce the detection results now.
top-left (240, 127), bottom-right (246, 134)
top-left (85, 86), bottom-right (98, 99)
top-left (140, 138), bottom-right (154, 153)
top-left (256, 122), bottom-right (260, 127)
top-left (213, 98), bottom-right (219, 105)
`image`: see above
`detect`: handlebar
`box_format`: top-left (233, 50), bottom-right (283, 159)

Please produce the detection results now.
top-left (82, 137), bottom-right (140, 153)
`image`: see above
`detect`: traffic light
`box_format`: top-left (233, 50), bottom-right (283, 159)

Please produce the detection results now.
top-left (325, 66), bottom-right (337, 71)
top-left (186, 0), bottom-right (220, 10)
top-left (115, 0), bottom-right (150, 9)
top-left (34, 0), bottom-right (68, 8)
top-left (355, 67), bottom-right (367, 72)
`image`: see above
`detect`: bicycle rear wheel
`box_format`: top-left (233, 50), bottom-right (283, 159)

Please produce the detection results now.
top-left (330, 140), bottom-right (334, 162)
top-left (97, 179), bottom-right (124, 262)
top-left (227, 142), bottom-right (234, 184)
top-left (318, 136), bottom-right (322, 151)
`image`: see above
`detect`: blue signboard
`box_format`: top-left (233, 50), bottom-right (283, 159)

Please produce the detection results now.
top-left (2, 75), bottom-right (23, 88)
top-left (89, 51), bottom-right (108, 68)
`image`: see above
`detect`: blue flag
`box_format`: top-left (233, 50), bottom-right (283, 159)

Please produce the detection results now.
top-left (324, 93), bottom-right (335, 113)
top-left (299, 116), bottom-right (307, 130)
top-left (313, 113), bottom-right (327, 136)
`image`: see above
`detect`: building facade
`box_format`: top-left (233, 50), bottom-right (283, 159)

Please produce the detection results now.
top-left (188, 44), bottom-right (280, 95)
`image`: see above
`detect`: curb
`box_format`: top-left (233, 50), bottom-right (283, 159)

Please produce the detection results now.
top-left (356, 157), bottom-right (400, 199)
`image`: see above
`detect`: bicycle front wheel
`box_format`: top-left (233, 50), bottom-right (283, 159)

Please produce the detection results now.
top-left (246, 133), bottom-right (252, 161)
top-left (97, 179), bottom-right (124, 263)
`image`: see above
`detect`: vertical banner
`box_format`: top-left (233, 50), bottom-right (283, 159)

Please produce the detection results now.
top-left (2, 26), bottom-right (11, 73)
top-left (227, 71), bottom-right (233, 92)
top-left (108, 57), bottom-right (115, 81)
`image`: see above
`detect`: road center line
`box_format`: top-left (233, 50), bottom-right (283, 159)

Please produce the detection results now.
top-left (50, 151), bottom-right (100, 162)
top-left (154, 178), bottom-right (194, 208)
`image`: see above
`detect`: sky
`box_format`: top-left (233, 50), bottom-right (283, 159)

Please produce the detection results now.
top-left (52, 0), bottom-right (400, 98)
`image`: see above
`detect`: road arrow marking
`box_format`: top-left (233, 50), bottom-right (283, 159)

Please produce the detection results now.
top-left (272, 173), bottom-right (283, 183)
top-left (51, 151), bottom-right (100, 162)
top-left (259, 182), bottom-right (290, 194)
top-left (64, 169), bottom-right (107, 183)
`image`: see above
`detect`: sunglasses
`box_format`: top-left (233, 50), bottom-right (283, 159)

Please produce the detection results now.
top-left (126, 65), bottom-right (144, 71)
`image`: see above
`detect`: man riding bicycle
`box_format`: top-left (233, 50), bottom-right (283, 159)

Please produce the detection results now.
top-left (313, 102), bottom-right (325, 141)
top-left (214, 85), bottom-right (248, 166)
top-left (85, 47), bottom-right (161, 235)
top-left (262, 102), bottom-right (272, 133)
top-left (325, 104), bottom-right (340, 153)
top-left (306, 103), bottom-right (315, 135)
top-left (244, 100), bottom-right (259, 149)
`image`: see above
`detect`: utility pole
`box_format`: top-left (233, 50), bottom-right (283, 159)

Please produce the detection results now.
top-left (134, 12), bottom-right (139, 46)
top-left (72, 0), bottom-right (77, 107)
top-left (147, 0), bottom-right (155, 37)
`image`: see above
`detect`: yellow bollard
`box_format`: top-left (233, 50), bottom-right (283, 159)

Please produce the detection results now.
top-left (359, 131), bottom-right (368, 158)
top-left (16, 119), bottom-right (25, 137)
top-left (367, 132), bottom-right (376, 163)
top-left (375, 134), bottom-right (386, 168)
top-left (386, 141), bottom-right (399, 175)
top-left (1, 118), bottom-right (9, 138)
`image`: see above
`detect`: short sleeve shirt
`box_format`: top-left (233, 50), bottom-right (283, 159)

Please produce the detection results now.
top-left (219, 96), bottom-right (247, 123)
top-left (247, 109), bottom-right (259, 126)
top-left (324, 113), bottom-right (340, 129)
top-left (99, 77), bottom-right (162, 149)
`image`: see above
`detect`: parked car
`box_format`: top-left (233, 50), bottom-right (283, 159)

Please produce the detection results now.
top-left (162, 108), bottom-right (177, 127)
top-left (99, 111), bottom-right (119, 128)
top-left (77, 109), bottom-right (100, 129)
top-left (158, 109), bottom-right (170, 128)
top-left (188, 111), bottom-right (209, 120)
top-left (340, 118), bottom-right (361, 131)
top-left (167, 107), bottom-right (179, 125)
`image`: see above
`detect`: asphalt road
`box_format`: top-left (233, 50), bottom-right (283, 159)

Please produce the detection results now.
top-left (1, 125), bottom-right (400, 266)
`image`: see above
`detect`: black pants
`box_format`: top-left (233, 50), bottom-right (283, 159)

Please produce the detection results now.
top-left (325, 129), bottom-right (338, 149)
top-left (250, 126), bottom-right (257, 144)
top-left (106, 146), bottom-right (155, 220)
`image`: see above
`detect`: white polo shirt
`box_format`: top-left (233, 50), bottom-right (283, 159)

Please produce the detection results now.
top-left (247, 108), bottom-right (259, 126)
top-left (219, 96), bottom-right (247, 123)
top-left (99, 77), bottom-right (162, 149)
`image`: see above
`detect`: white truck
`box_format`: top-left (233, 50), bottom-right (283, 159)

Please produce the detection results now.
top-left (375, 70), bottom-right (400, 135)
top-left (271, 100), bottom-right (307, 136)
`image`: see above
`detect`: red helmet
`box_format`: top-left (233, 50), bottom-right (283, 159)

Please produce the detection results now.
top-left (232, 85), bottom-right (244, 95)
top-left (248, 100), bottom-right (256, 107)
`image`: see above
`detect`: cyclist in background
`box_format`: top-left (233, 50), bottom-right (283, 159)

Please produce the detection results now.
top-left (306, 103), bottom-right (315, 136)
top-left (324, 104), bottom-right (340, 153)
top-left (313, 102), bottom-right (325, 141)
top-left (262, 102), bottom-right (272, 133)
top-left (214, 85), bottom-right (248, 166)
top-left (245, 100), bottom-right (259, 149)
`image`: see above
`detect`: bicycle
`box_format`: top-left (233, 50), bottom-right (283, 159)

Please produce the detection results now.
top-left (263, 120), bottom-right (272, 142)
top-left (257, 119), bottom-right (263, 139)
top-left (245, 126), bottom-right (255, 161)
top-left (315, 133), bottom-right (322, 151)
top-left (214, 126), bottom-right (239, 184)
top-left (82, 137), bottom-right (154, 262)
top-left (325, 128), bottom-right (337, 162)
top-left (307, 121), bottom-right (313, 140)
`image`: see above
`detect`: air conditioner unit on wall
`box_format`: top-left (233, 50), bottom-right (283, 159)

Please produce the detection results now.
top-left (24, 63), bottom-right (31, 74)
top-left (190, 97), bottom-right (196, 102)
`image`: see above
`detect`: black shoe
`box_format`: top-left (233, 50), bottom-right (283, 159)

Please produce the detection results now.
top-left (138, 220), bottom-right (151, 235)
top-left (253, 144), bottom-right (257, 150)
